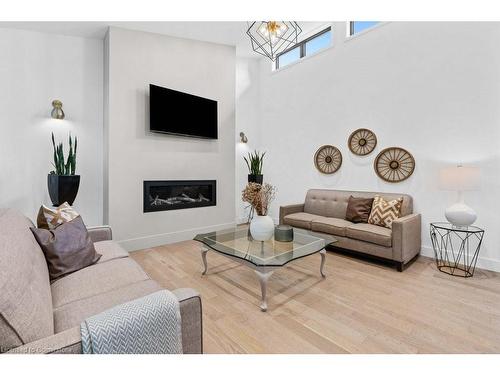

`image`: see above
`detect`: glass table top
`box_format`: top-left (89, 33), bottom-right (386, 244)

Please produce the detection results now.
top-left (430, 222), bottom-right (484, 233)
top-left (194, 226), bottom-right (336, 267)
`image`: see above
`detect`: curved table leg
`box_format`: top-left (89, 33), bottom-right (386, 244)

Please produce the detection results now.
top-left (320, 249), bottom-right (326, 278)
top-left (201, 247), bottom-right (209, 275)
top-left (254, 270), bottom-right (274, 312)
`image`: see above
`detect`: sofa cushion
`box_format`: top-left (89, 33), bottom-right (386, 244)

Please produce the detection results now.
top-left (53, 279), bottom-right (162, 333)
top-left (311, 217), bottom-right (351, 237)
top-left (30, 216), bottom-right (102, 281)
top-left (283, 212), bottom-right (324, 230)
top-left (346, 223), bottom-right (392, 247)
top-left (0, 209), bottom-right (54, 350)
top-left (304, 189), bottom-right (350, 218)
top-left (51, 257), bottom-right (150, 309)
top-left (303, 189), bottom-right (413, 218)
top-left (94, 240), bottom-right (129, 264)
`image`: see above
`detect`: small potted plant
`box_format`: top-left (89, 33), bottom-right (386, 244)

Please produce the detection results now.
top-left (244, 151), bottom-right (265, 184)
top-left (48, 132), bottom-right (80, 206)
top-left (242, 182), bottom-right (276, 241)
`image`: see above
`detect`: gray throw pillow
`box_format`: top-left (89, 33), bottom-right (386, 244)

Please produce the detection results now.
top-left (30, 216), bottom-right (101, 281)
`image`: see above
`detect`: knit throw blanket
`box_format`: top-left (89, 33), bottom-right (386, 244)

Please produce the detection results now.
top-left (80, 290), bottom-right (182, 354)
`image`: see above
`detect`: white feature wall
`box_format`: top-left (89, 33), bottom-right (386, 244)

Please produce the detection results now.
top-left (105, 27), bottom-right (236, 250)
top-left (0, 28), bottom-right (104, 225)
top-left (235, 57), bottom-right (262, 223)
top-left (240, 22), bottom-right (500, 271)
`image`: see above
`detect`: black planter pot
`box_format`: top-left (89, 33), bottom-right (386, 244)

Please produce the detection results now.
top-left (248, 174), bottom-right (263, 184)
top-left (48, 174), bottom-right (80, 206)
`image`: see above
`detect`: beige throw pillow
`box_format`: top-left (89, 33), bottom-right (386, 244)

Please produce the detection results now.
top-left (368, 195), bottom-right (403, 229)
top-left (37, 202), bottom-right (80, 230)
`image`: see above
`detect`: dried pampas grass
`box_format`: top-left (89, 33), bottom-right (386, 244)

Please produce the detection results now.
top-left (242, 182), bottom-right (276, 216)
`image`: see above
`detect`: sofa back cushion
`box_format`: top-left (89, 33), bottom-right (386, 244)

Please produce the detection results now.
top-left (304, 189), bottom-right (413, 219)
top-left (0, 209), bottom-right (54, 351)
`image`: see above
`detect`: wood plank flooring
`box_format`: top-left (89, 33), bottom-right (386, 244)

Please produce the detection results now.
top-left (131, 240), bottom-right (500, 353)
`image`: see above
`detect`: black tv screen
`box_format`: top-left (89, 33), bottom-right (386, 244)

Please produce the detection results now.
top-left (149, 84), bottom-right (218, 139)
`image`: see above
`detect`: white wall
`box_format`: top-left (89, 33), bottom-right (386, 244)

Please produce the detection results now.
top-left (0, 28), bottom-right (104, 225)
top-left (235, 57), bottom-right (262, 223)
top-left (239, 22), bottom-right (500, 271)
top-left (105, 27), bottom-right (236, 250)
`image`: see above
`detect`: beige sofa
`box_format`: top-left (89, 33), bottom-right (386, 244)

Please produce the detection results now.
top-left (0, 208), bottom-right (202, 354)
top-left (280, 189), bottom-right (421, 271)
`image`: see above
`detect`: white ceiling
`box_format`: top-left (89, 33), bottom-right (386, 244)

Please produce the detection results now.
top-left (0, 21), bottom-right (329, 58)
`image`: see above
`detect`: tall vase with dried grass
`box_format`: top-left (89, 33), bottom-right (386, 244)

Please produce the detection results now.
top-left (242, 182), bottom-right (277, 241)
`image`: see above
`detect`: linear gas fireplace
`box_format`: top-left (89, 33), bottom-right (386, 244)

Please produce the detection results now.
top-left (143, 180), bottom-right (216, 213)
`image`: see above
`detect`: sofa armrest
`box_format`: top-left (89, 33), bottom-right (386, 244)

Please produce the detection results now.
top-left (279, 203), bottom-right (305, 225)
top-left (392, 213), bottom-right (421, 263)
top-left (172, 288), bottom-right (203, 354)
top-left (5, 327), bottom-right (82, 354)
top-left (5, 288), bottom-right (202, 354)
top-left (87, 225), bottom-right (113, 242)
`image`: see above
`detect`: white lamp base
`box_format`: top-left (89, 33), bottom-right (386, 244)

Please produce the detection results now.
top-left (445, 203), bottom-right (477, 227)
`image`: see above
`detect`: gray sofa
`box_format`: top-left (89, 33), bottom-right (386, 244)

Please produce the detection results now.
top-left (0, 208), bottom-right (202, 354)
top-left (280, 189), bottom-right (421, 271)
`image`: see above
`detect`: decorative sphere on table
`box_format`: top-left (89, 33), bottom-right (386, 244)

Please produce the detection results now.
top-left (250, 215), bottom-right (274, 241)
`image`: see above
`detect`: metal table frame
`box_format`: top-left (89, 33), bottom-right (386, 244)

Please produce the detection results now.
top-left (430, 222), bottom-right (484, 278)
top-left (200, 244), bottom-right (326, 312)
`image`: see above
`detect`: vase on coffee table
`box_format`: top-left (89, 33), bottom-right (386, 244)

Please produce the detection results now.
top-left (250, 215), bottom-right (274, 241)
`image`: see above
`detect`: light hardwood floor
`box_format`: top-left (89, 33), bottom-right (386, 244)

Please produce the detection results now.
top-left (131, 241), bottom-right (500, 353)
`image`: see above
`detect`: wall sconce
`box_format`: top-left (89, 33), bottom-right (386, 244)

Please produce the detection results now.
top-left (239, 132), bottom-right (248, 143)
top-left (51, 100), bottom-right (65, 120)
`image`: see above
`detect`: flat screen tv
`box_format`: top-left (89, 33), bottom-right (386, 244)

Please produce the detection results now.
top-left (149, 84), bottom-right (218, 139)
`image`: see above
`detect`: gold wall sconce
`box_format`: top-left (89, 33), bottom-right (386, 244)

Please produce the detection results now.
top-left (51, 100), bottom-right (65, 120)
top-left (239, 132), bottom-right (248, 143)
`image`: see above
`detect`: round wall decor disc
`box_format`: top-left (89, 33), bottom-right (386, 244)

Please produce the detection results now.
top-left (374, 147), bottom-right (415, 183)
top-left (314, 145), bottom-right (342, 174)
top-left (348, 128), bottom-right (377, 156)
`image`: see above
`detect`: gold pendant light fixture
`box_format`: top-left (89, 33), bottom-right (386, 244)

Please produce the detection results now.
top-left (246, 21), bottom-right (302, 61)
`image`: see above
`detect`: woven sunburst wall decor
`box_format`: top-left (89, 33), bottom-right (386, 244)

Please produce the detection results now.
top-left (348, 128), bottom-right (377, 156)
top-left (374, 147), bottom-right (415, 183)
top-left (314, 145), bottom-right (342, 174)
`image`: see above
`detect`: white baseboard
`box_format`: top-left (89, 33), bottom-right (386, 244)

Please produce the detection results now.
top-left (420, 245), bottom-right (500, 273)
top-left (119, 220), bottom-right (500, 273)
top-left (118, 221), bottom-right (236, 252)
top-left (236, 216), bottom-right (248, 225)
top-left (236, 216), bottom-right (280, 225)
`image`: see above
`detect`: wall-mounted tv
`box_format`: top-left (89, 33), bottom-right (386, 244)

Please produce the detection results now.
top-left (149, 84), bottom-right (218, 139)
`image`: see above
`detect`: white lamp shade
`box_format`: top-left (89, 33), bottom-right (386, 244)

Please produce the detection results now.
top-left (439, 166), bottom-right (480, 191)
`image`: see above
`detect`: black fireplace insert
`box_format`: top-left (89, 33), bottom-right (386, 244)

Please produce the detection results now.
top-left (143, 180), bottom-right (216, 213)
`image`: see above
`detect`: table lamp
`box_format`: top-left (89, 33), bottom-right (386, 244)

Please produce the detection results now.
top-left (439, 165), bottom-right (480, 227)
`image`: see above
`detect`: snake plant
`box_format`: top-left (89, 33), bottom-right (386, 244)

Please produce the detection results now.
top-left (50, 132), bottom-right (77, 175)
top-left (244, 150), bottom-right (266, 175)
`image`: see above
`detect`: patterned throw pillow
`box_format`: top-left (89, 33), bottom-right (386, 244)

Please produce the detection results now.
top-left (37, 202), bottom-right (80, 230)
top-left (368, 195), bottom-right (403, 229)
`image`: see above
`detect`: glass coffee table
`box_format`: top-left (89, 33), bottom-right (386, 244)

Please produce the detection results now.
top-left (194, 227), bottom-right (336, 311)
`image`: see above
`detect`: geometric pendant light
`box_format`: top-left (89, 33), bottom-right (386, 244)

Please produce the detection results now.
top-left (246, 21), bottom-right (302, 61)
